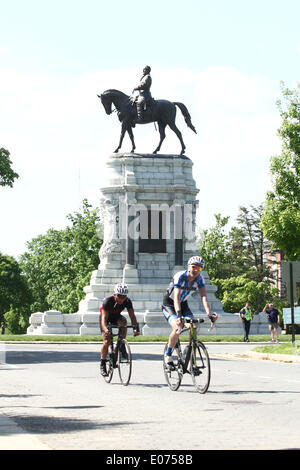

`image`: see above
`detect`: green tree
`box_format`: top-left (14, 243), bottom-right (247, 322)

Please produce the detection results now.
top-left (198, 214), bottom-right (233, 279)
top-left (234, 204), bottom-right (271, 282)
top-left (0, 253), bottom-right (32, 332)
top-left (261, 82), bottom-right (300, 260)
top-left (0, 148), bottom-right (19, 187)
top-left (215, 274), bottom-right (280, 314)
top-left (199, 206), bottom-right (270, 281)
top-left (199, 205), bottom-right (275, 312)
top-left (20, 199), bottom-right (103, 314)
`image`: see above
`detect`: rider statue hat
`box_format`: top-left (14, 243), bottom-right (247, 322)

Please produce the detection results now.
top-left (133, 66), bottom-right (152, 123)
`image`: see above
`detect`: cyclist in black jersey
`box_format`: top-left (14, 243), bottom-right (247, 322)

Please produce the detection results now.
top-left (99, 283), bottom-right (139, 376)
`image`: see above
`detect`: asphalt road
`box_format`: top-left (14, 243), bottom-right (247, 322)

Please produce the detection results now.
top-left (1, 342), bottom-right (300, 450)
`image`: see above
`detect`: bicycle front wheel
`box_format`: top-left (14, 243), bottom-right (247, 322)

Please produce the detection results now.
top-left (117, 339), bottom-right (132, 386)
top-left (163, 343), bottom-right (183, 391)
top-left (190, 341), bottom-right (211, 393)
top-left (103, 356), bottom-right (114, 384)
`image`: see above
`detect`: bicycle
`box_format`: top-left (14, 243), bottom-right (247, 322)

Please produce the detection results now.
top-left (163, 318), bottom-right (211, 393)
top-left (102, 324), bottom-right (134, 386)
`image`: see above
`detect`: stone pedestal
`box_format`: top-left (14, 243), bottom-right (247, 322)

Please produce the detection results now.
top-left (77, 153), bottom-right (224, 335)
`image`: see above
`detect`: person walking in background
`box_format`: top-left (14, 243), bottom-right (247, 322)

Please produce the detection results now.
top-left (263, 303), bottom-right (281, 343)
top-left (239, 301), bottom-right (253, 342)
top-left (1, 322), bottom-right (5, 335)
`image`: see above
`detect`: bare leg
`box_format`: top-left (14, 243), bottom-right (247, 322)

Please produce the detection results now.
top-left (168, 320), bottom-right (180, 348)
top-left (101, 333), bottom-right (111, 359)
top-left (117, 316), bottom-right (127, 340)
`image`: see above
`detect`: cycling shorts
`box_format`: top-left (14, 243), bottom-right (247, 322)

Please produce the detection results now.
top-left (162, 303), bottom-right (193, 325)
top-left (100, 313), bottom-right (125, 332)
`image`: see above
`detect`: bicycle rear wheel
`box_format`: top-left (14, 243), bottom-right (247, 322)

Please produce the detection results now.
top-left (117, 339), bottom-right (132, 386)
top-left (190, 341), bottom-right (210, 393)
top-left (163, 343), bottom-right (183, 391)
top-left (103, 356), bottom-right (114, 383)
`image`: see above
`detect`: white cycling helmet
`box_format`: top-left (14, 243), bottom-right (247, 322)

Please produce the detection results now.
top-left (114, 283), bottom-right (129, 295)
top-left (188, 256), bottom-right (205, 268)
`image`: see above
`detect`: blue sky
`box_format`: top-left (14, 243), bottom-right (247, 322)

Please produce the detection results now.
top-left (1, 0), bottom-right (300, 258)
top-left (2, 0), bottom-right (299, 77)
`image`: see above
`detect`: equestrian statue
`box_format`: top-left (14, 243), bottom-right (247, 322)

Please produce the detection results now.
top-left (97, 66), bottom-right (197, 156)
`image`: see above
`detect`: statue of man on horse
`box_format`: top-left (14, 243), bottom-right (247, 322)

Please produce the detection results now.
top-left (132, 65), bottom-right (153, 124)
top-left (98, 66), bottom-right (197, 155)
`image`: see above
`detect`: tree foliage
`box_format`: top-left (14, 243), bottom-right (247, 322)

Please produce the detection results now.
top-left (214, 275), bottom-right (280, 314)
top-left (261, 82), bottom-right (300, 260)
top-left (0, 147), bottom-right (19, 187)
top-left (0, 253), bottom-right (32, 332)
top-left (20, 199), bottom-right (103, 315)
top-left (235, 204), bottom-right (271, 282)
top-left (197, 214), bottom-right (233, 279)
top-left (199, 205), bottom-right (276, 313)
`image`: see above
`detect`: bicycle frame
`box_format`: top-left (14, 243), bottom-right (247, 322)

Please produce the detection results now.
top-left (107, 324), bottom-right (126, 364)
top-left (102, 324), bottom-right (134, 385)
top-left (163, 318), bottom-right (211, 393)
top-left (177, 319), bottom-right (202, 373)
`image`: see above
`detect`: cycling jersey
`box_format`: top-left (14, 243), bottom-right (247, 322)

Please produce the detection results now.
top-left (164, 270), bottom-right (205, 304)
top-left (100, 295), bottom-right (133, 317)
top-left (99, 295), bottom-right (133, 330)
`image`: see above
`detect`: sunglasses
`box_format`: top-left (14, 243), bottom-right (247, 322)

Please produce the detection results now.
top-left (191, 265), bottom-right (202, 271)
top-left (116, 294), bottom-right (127, 299)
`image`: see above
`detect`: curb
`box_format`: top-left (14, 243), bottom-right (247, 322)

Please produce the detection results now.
top-left (211, 351), bottom-right (300, 364)
top-left (247, 351), bottom-right (300, 364)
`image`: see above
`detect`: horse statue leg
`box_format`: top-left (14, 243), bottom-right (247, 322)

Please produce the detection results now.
top-left (114, 122), bottom-right (127, 153)
top-left (127, 126), bottom-right (136, 153)
top-left (153, 122), bottom-right (166, 154)
top-left (168, 122), bottom-right (186, 155)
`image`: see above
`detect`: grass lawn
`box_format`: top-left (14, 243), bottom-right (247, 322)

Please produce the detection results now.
top-left (1, 333), bottom-right (300, 345)
top-left (253, 342), bottom-right (300, 356)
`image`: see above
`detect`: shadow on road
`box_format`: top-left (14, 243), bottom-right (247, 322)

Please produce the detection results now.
top-left (0, 394), bottom-right (41, 399)
top-left (1, 413), bottom-right (142, 436)
top-left (6, 351), bottom-right (99, 365)
top-left (5, 351), bottom-right (164, 365)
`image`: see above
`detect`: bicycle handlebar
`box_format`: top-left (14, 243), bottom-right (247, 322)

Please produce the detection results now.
top-left (176, 317), bottom-right (205, 334)
top-left (185, 318), bottom-right (205, 324)
top-left (106, 324), bottom-right (138, 337)
top-left (108, 324), bottom-right (136, 329)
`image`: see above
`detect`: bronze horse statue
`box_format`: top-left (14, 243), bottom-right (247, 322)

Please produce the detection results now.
top-left (98, 89), bottom-right (196, 155)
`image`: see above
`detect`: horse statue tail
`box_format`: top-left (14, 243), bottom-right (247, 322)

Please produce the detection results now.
top-left (174, 102), bottom-right (197, 134)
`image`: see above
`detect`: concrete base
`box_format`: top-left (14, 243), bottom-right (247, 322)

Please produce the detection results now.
top-left (27, 310), bottom-right (274, 336)
top-left (26, 153), bottom-right (273, 337)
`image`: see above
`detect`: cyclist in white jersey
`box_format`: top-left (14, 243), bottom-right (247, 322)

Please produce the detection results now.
top-left (162, 256), bottom-right (218, 370)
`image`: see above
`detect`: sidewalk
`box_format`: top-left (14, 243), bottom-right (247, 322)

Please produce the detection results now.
top-left (211, 350), bottom-right (300, 364)
top-left (247, 350), bottom-right (300, 363)
top-left (0, 412), bottom-right (52, 450)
